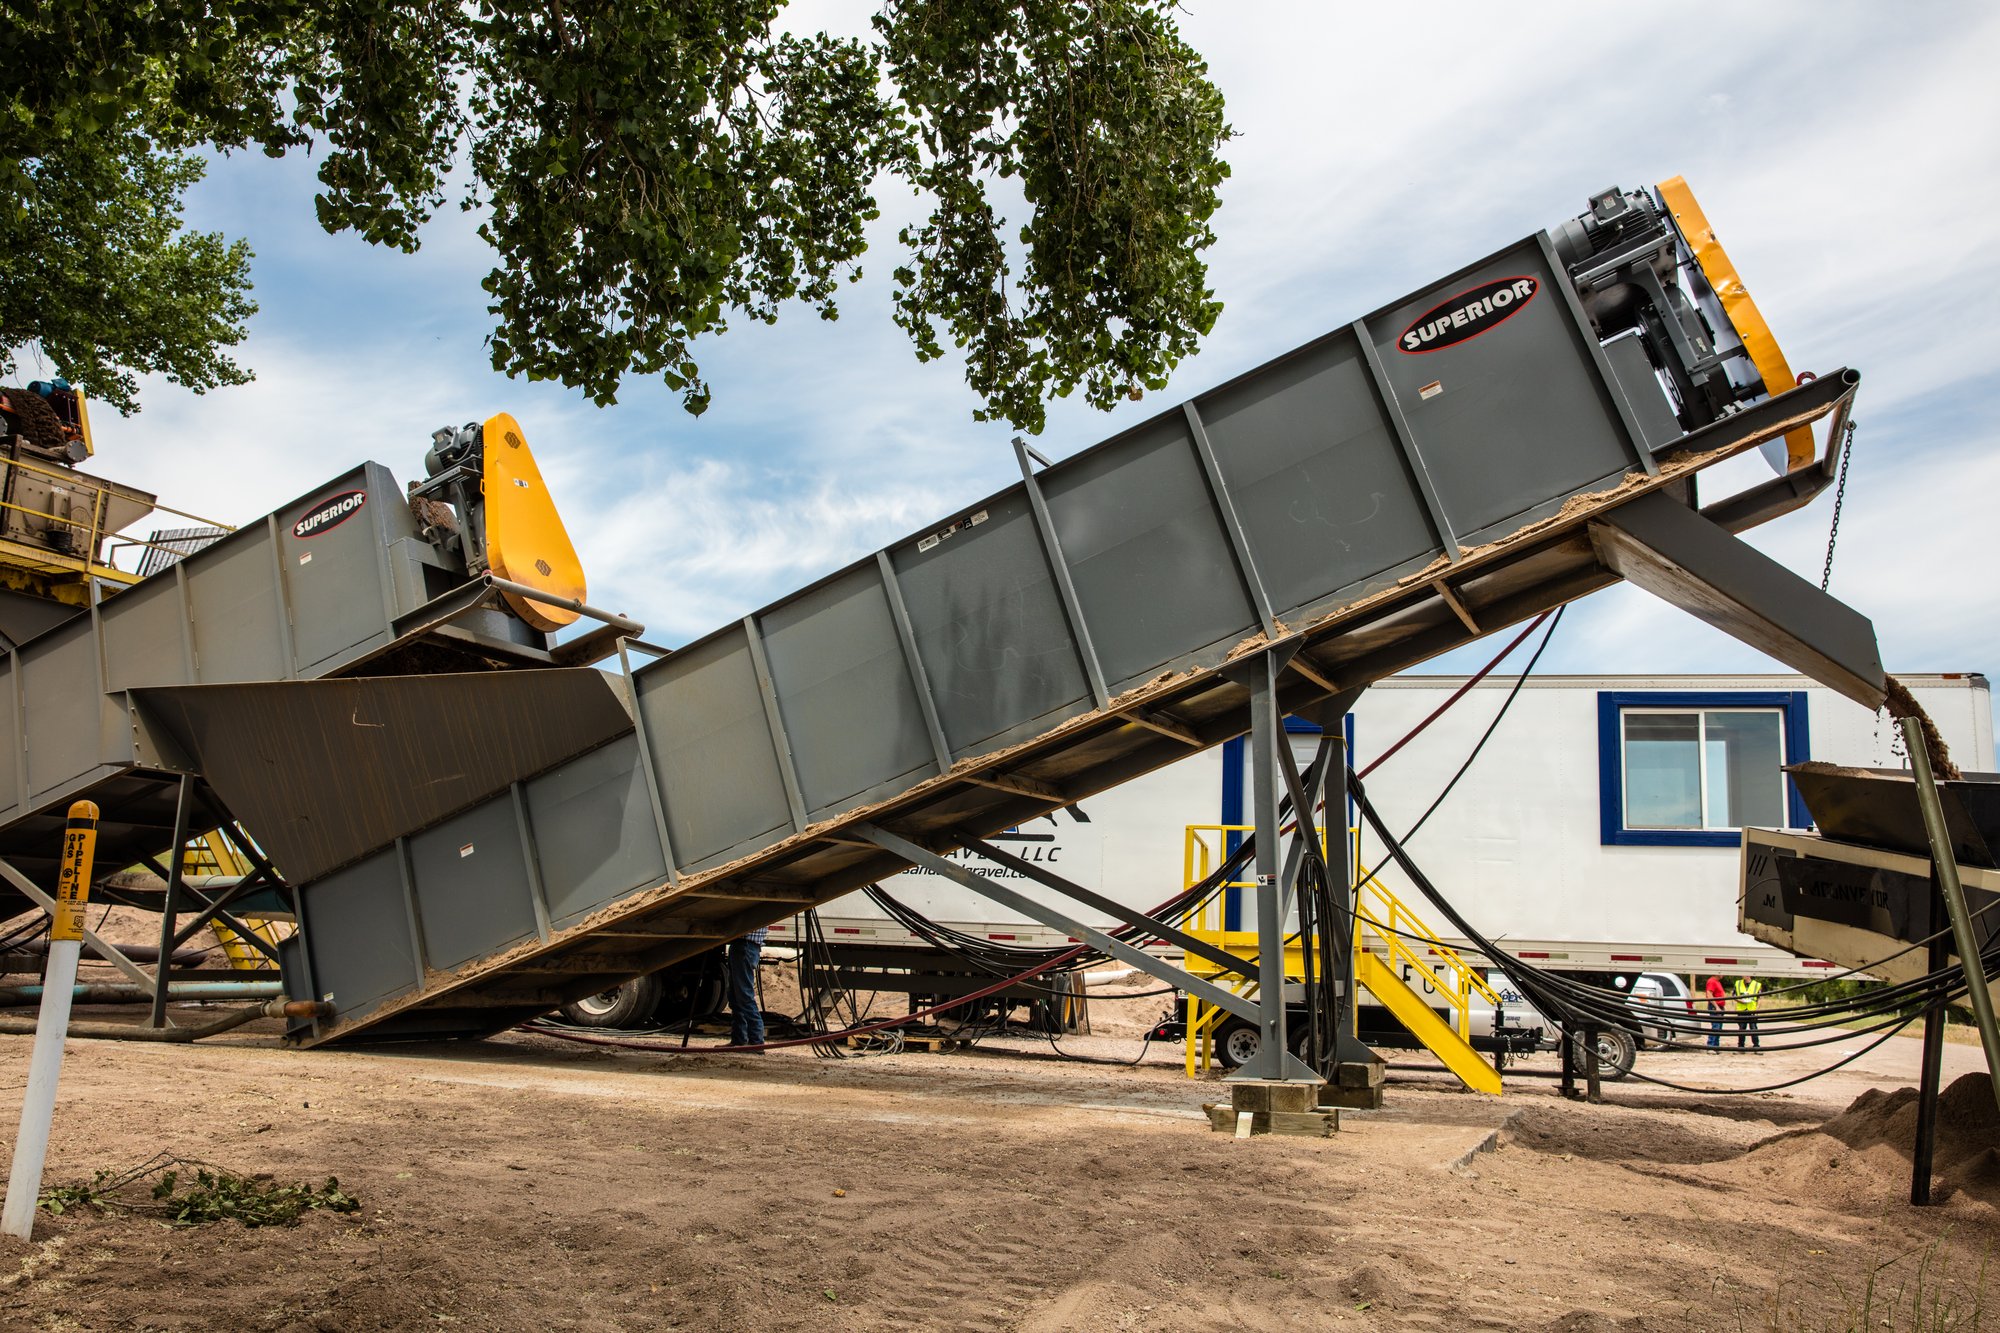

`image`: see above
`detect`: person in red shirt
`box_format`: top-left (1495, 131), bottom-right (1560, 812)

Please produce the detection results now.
top-left (1704, 975), bottom-right (1728, 1050)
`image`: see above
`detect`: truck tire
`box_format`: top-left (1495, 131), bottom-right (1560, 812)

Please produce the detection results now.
top-left (1571, 1026), bottom-right (1637, 1081)
top-left (558, 974), bottom-right (665, 1029)
top-left (1214, 1019), bottom-right (1262, 1070)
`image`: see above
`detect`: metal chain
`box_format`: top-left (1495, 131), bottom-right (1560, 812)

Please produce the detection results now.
top-left (1819, 418), bottom-right (1857, 591)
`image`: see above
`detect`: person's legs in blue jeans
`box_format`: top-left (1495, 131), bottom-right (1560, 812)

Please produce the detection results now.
top-left (727, 934), bottom-right (765, 1047)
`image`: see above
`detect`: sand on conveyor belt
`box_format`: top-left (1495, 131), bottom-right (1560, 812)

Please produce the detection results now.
top-left (1714, 1071), bottom-right (1999, 1210)
top-left (1884, 673), bottom-right (1964, 781)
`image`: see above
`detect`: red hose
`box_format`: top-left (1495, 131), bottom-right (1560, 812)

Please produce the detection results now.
top-left (1356, 611), bottom-right (1549, 779)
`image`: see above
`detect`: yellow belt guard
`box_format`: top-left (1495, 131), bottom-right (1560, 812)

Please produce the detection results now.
top-left (1656, 177), bottom-right (1814, 473)
top-left (480, 413), bottom-right (586, 632)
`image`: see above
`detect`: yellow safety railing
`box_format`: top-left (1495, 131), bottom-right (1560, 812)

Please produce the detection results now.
top-left (1176, 824), bottom-right (1501, 1072)
top-left (1177, 824), bottom-right (1325, 1076)
top-left (1351, 832), bottom-right (1499, 1041)
top-left (0, 450), bottom-right (234, 585)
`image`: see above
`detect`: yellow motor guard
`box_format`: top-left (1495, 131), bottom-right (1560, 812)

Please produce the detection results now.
top-left (480, 413), bottom-right (586, 632)
top-left (1656, 177), bottom-right (1815, 473)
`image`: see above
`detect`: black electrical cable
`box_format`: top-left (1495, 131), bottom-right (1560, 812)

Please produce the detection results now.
top-left (1336, 740), bottom-right (1976, 1040)
top-left (1616, 1012), bottom-right (1921, 1096)
top-left (526, 808), bottom-right (1289, 1056)
top-left (1486, 901), bottom-right (2000, 1040)
top-left (1346, 767), bottom-right (1992, 1088)
top-left (1356, 604), bottom-right (1564, 888)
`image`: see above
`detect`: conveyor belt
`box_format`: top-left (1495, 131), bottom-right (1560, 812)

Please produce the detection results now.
top-left (260, 366), bottom-right (1865, 1045)
top-left (0, 192), bottom-right (1880, 1046)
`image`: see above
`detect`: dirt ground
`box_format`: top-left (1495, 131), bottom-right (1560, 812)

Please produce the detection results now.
top-left (1, 973), bottom-right (1996, 1332)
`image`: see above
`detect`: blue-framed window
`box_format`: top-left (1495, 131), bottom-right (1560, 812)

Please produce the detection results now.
top-left (1597, 691), bottom-right (1810, 846)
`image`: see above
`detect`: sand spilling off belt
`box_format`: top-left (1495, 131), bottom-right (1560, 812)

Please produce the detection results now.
top-left (1713, 1072), bottom-right (1999, 1209)
top-left (1884, 674), bottom-right (1963, 781)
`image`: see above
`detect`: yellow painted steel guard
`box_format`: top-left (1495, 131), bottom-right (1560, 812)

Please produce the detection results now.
top-left (1656, 176), bottom-right (1814, 473)
top-left (481, 412), bottom-right (586, 632)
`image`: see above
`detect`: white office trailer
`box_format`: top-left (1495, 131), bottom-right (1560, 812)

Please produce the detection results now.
top-left (770, 672), bottom-right (1993, 979)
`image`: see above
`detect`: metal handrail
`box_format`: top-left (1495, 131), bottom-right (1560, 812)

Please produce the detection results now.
top-left (1178, 823), bottom-right (1501, 1059)
top-left (0, 452), bottom-right (235, 576)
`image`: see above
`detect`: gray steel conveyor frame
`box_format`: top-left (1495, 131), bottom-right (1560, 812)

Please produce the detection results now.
top-left (0, 206), bottom-right (1880, 1054)
top-left (261, 366), bottom-right (1867, 1046)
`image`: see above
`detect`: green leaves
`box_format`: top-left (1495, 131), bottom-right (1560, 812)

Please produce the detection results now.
top-left (1, 1), bottom-right (1232, 428)
top-left (0, 124), bottom-right (255, 414)
top-left (877, 0), bottom-right (1232, 433)
top-left (467, 1), bottom-right (903, 412)
top-left (39, 1153), bottom-right (361, 1228)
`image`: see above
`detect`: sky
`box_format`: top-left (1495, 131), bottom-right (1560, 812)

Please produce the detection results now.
top-left (44, 1), bottom-right (2000, 754)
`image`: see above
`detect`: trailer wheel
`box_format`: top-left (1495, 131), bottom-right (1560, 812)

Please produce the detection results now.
top-left (1214, 1020), bottom-right (1262, 1070)
top-left (559, 974), bottom-right (665, 1029)
top-left (1571, 1027), bottom-right (1637, 1081)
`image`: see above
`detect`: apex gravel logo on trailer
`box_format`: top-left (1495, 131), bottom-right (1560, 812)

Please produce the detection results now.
top-left (1399, 276), bottom-right (1538, 353)
top-left (292, 489), bottom-right (367, 539)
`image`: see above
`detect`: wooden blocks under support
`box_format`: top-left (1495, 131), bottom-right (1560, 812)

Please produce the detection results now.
top-left (1320, 1058), bottom-right (1387, 1111)
top-left (1204, 1081), bottom-right (1339, 1138)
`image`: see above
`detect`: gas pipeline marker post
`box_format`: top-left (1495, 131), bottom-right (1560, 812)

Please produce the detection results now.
top-left (3, 801), bottom-right (100, 1240)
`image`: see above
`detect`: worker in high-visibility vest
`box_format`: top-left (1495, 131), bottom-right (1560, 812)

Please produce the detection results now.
top-left (1731, 975), bottom-right (1764, 1051)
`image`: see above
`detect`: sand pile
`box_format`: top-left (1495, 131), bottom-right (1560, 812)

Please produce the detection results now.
top-left (1726, 1072), bottom-right (1999, 1208)
top-left (1078, 968), bottom-right (1178, 1038)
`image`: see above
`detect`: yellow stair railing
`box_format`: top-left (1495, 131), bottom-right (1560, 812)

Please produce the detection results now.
top-left (183, 832), bottom-right (289, 972)
top-left (1352, 841), bottom-right (1500, 1043)
top-left (1177, 824), bottom-right (1503, 1094)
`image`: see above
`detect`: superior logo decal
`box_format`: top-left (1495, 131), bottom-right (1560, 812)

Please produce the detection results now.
top-left (1399, 276), bottom-right (1538, 353)
top-left (292, 489), bottom-right (367, 539)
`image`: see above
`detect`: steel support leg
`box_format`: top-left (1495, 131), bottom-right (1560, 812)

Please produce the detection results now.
top-left (149, 775), bottom-right (195, 1029)
top-left (1222, 647), bottom-right (1318, 1084)
top-left (1900, 716), bottom-right (2000, 1111)
top-left (1303, 690), bottom-right (1380, 1076)
top-left (1912, 926), bottom-right (1950, 1206)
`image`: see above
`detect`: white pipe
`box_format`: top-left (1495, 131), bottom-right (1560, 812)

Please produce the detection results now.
top-left (2, 936), bottom-right (80, 1239)
top-left (1084, 967), bottom-right (1143, 986)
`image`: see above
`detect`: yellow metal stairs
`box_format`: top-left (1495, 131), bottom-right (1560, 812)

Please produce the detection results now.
top-left (1177, 824), bottom-right (1503, 1094)
top-left (182, 833), bottom-right (289, 972)
top-left (1352, 872), bottom-right (1502, 1095)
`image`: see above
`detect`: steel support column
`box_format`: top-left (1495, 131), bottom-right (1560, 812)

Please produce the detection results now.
top-left (1220, 646), bottom-right (1320, 1084)
top-left (1911, 925), bottom-right (1950, 1206)
top-left (1901, 716), bottom-right (2000, 1111)
top-left (149, 775), bottom-right (195, 1028)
